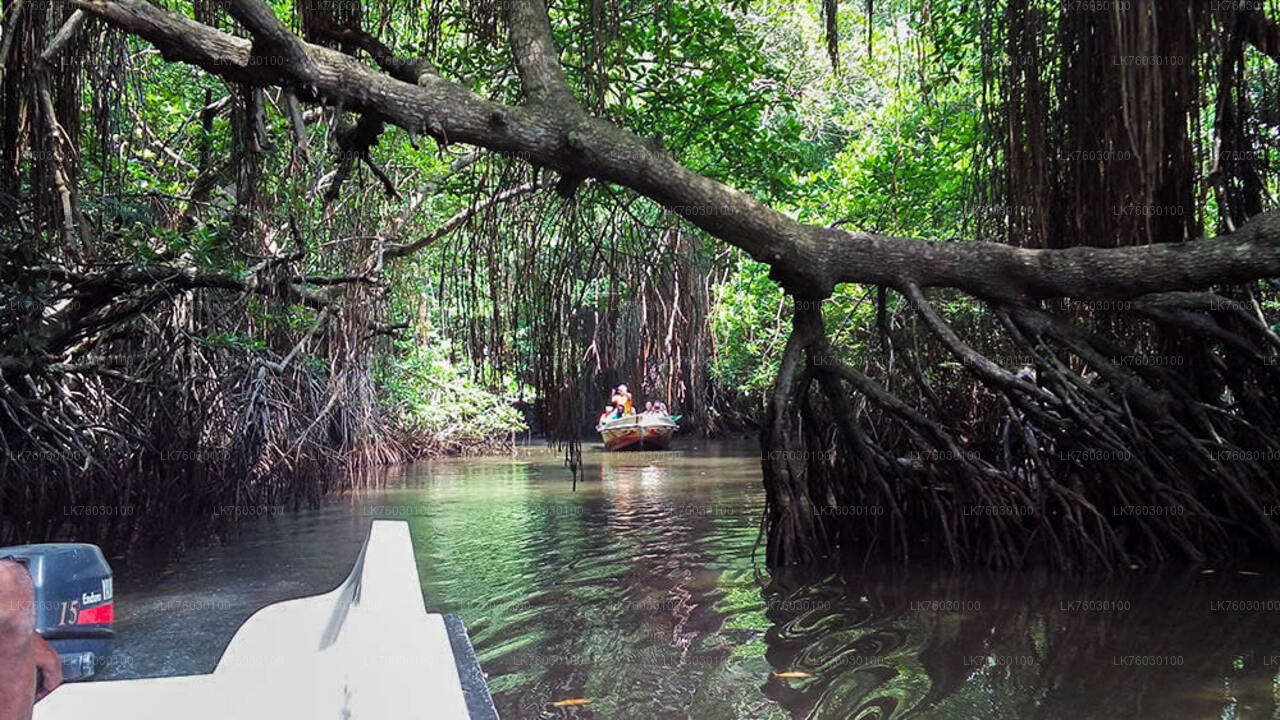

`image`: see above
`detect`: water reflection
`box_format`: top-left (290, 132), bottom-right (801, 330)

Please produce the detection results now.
top-left (97, 442), bottom-right (1280, 720)
top-left (407, 445), bottom-right (775, 719)
top-left (761, 567), bottom-right (1280, 719)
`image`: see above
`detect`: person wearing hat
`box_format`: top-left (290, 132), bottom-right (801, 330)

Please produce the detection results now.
top-left (611, 384), bottom-right (633, 416)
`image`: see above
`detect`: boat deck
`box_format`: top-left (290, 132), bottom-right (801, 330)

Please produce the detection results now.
top-left (36, 521), bottom-right (498, 720)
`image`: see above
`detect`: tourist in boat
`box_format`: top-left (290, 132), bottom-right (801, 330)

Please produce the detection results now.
top-left (611, 385), bottom-right (633, 415)
top-left (1, 558), bottom-right (63, 719)
top-left (598, 389), bottom-right (679, 450)
top-left (599, 405), bottom-right (617, 425)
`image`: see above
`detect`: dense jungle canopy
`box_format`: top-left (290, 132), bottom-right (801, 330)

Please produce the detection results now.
top-left (3, 0), bottom-right (1280, 569)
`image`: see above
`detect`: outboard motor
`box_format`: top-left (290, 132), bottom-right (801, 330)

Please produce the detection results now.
top-left (0, 543), bottom-right (114, 681)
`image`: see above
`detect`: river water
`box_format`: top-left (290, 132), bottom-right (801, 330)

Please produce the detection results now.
top-left (97, 440), bottom-right (1280, 719)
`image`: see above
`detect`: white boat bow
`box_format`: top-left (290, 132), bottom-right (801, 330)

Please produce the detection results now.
top-left (36, 520), bottom-right (497, 720)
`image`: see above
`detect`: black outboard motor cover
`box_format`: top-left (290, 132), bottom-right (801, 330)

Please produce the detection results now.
top-left (0, 543), bottom-right (113, 681)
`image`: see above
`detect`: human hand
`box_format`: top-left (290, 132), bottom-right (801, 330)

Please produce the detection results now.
top-left (33, 634), bottom-right (62, 702)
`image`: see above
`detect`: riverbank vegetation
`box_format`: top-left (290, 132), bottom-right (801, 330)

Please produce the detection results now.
top-left (3, 0), bottom-right (1279, 567)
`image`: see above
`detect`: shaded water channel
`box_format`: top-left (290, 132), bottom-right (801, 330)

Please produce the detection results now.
top-left (98, 441), bottom-right (1280, 718)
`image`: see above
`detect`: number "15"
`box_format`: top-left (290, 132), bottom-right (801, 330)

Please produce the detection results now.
top-left (58, 600), bottom-right (79, 626)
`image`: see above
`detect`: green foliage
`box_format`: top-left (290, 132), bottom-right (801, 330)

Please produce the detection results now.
top-left (377, 338), bottom-right (527, 445)
top-left (200, 331), bottom-right (267, 352)
top-left (711, 259), bottom-right (786, 397)
top-left (709, 1), bottom-right (984, 401)
top-left (553, 0), bottom-right (817, 198)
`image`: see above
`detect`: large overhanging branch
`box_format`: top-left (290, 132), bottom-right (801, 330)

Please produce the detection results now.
top-left (69, 0), bottom-right (1280, 303)
top-left (501, 0), bottom-right (578, 107)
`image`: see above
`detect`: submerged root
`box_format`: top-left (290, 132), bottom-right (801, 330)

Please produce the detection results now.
top-left (763, 285), bottom-right (1280, 570)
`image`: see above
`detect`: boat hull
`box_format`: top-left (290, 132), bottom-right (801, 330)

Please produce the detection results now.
top-left (597, 415), bottom-right (678, 451)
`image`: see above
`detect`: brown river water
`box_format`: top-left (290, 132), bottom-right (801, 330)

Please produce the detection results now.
top-left (96, 440), bottom-right (1280, 719)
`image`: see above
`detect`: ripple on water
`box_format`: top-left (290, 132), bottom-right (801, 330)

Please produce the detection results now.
top-left (98, 443), bottom-right (1280, 719)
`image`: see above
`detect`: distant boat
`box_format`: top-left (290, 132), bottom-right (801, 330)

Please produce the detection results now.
top-left (597, 413), bottom-right (679, 451)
